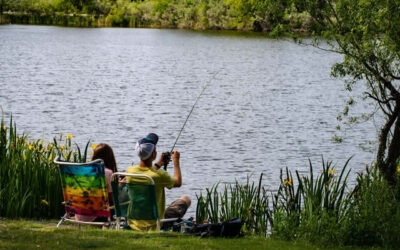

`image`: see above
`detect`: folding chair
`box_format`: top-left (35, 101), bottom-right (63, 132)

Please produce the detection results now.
top-left (111, 172), bottom-right (178, 231)
top-left (54, 156), bottom-right (113, 228)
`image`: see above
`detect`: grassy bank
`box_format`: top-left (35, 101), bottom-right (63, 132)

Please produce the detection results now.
top-left (0, 0), bottom-right (313, 35)
top-left (0, 219), bottom-right (372, 250)
top-left (196, 160), bottom-right (400, 247)
top-left (0, 12), bottom-right (111, 27)
top-left (2, 114), bottom-right (400, 247)
top-left (0, 11), bottom-right (311, 36)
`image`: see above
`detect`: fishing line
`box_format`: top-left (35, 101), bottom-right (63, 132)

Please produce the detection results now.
top-left (163, 69), bottom-right (222, 169)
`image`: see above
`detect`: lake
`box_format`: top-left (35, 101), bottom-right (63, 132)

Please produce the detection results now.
top-left (0, 25), bottom-right (376, 216)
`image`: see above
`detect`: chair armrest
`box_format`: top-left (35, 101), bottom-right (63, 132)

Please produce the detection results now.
top-left (160, 218), bottom-right (179, 223)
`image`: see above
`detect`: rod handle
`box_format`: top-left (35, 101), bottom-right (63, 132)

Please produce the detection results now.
top-left (163, 152), bottom-right (171, 170)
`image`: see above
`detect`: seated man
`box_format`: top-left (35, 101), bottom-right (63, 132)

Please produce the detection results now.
top-left (126, 133), bottom-right (191, 231)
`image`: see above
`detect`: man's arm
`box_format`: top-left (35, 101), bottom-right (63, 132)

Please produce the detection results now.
top-left (155, 151), bottom-right (182, 187)
top-left (171, 151), bottom-right (182, 187)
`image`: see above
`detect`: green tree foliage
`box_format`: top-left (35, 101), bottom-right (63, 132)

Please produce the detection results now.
top-left (303, 0), bottom-right (400, 184)
top-left (1, 0), bottom-right (312, 33)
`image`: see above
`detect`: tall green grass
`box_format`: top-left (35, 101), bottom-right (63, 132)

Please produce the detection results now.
top-left (195, 159), bottom-right (352, 237)
top-left (339, 166), bottom-right (400, 247)
top-left (0, 114), bottom-right (90, 218)
top-left (196, 174), bottom-right (270, 235)
top-left (196, 157), bottom-right (400, 246)
top-left (270, 158), bottom-right (352, 242)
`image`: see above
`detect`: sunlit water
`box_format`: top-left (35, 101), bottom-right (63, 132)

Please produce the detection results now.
top-left (0, 25), bottom-right (377, 217)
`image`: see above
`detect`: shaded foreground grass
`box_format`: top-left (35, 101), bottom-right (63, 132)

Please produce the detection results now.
top-left (0, 219), bottom-right (374, 250)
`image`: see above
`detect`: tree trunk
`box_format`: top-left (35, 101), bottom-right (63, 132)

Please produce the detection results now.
top-left (384, 101), bottom-right (400, 184)
top-left (377, 100), bottom-right (400, 184)
top-left (377, 113), bottom-right (396, 168)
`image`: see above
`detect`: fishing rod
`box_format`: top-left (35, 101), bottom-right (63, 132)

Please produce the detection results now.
top-left (162, 70), bottom-right (221, 170)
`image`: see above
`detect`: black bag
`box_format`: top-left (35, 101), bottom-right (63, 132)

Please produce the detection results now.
top-left (221, 218), bottom-right (243, 237)
top-left (187, 218), bottom-right (242, 238)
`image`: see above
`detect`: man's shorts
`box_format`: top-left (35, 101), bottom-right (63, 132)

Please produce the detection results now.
top-left (164, 198), bottom-right (189, 219)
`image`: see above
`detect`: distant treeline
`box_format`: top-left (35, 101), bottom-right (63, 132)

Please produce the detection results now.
top-left (0, 0), bottom-right (314, 34)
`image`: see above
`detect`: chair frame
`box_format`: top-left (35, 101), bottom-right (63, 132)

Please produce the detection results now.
top-left (54, 156), bottom-right (113, 228)
top-left (111, 172), bottom-right (178, 231)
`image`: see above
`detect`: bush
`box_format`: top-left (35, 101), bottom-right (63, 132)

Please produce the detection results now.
top-left (340, 167), bottom-right (400, 247)
top-left (270, 160), bottom-right (400, 247)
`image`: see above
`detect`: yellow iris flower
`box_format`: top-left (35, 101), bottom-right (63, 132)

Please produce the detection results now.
top-left (91, 144), bottom-right (98, 150)
top-left (397, 166), bottom-right (400, 174)
top-left (329, 169), bottom-right (335, 175)
top-left (65, 134), bottom-right (73, 139)
top-left (284, 178), bottom-right (293, 186)
top-left (28, 145), bottom-right (34, 150)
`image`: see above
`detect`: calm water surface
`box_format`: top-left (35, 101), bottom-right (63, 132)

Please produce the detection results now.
top-left (0, 25), bottom-right (376, 216)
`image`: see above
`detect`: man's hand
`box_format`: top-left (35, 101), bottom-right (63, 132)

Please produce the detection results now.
top-left (172, 151), bottom-right (180, 162)
top-left (156, 152), bottom-right (170, 169)
top-left (172, 151), bottom-right (182, 187)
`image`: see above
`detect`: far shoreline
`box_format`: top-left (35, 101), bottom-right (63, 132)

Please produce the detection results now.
top-left (0, 12), bottom-right (311, 38)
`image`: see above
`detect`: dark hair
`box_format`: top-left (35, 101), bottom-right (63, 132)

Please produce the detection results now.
top-left (92, 143), bottom-right (118, 173)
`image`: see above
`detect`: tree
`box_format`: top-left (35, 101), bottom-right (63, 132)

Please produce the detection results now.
top-left (303, 0), bottom-right (400, 183)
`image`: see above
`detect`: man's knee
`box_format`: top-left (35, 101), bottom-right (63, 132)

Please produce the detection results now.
top-left (179, 196), bottom-right (191, 207)
top-left (165, 196), bottom-right (190, 219)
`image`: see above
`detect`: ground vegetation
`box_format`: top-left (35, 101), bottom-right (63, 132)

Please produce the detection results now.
top-left (0, 115), bottom-right (89, 218)
top-left (197, 160), bottom-right (400, 247)
top-left (0, 219), bottom-right (379, 249)
top-left (0, 0), bottom-right (312, 34)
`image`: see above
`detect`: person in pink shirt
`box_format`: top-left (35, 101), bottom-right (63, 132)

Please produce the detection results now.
top-left (75, 143), bottom-right (118, 222)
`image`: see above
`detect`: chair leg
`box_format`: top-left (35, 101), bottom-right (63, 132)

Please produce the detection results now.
top-left (57, 213), bottom-right (68, 228)
top-left (156, 220), bottom-right (161, 231)
top-left (116, 217), bottom-right (121, 230)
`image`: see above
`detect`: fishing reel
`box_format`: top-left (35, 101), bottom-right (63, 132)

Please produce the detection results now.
top-left (162, 151), bottom-right (171, 170)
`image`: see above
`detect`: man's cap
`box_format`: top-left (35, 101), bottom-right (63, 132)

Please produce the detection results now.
top-left (144, 133), bottom-right (158, 145)
top-left (135, 133), bottom-right (159, 160)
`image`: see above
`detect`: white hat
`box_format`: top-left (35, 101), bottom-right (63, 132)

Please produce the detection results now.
top-left (135, 140), bottom-right (155, 160)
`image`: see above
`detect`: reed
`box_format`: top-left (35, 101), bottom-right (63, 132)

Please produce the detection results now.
top-left (340, 166), bottom-right (400, 246)
top-left (272, 158), bottom-right (351, 227)
top-left (0, 114), bottom-right (91, 218)
top-left (196, 174), bottom-right (270, 235)
top-left (195, 158), bottom-right (400, 246)
top-left (269, 157), bottom-right (352, 241)
top-left (195, 158), bottom-right (354, 238)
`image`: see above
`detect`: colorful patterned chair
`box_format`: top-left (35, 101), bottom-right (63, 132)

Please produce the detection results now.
top-left (55, 156), bottom-right (113, 228)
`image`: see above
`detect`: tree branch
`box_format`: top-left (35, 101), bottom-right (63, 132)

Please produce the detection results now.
top-left (295, 40), bottom-right (340, 54)
top-left (365, 92), bottom-right (393, 105)
top-left (389, 73), bottom-right (400, 80)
